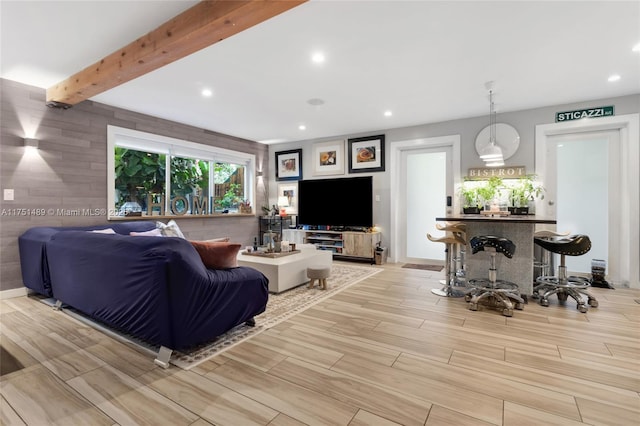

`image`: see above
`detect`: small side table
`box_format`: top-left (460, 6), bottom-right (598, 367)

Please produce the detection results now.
top-left (259, 216), bottom-right (293, 245)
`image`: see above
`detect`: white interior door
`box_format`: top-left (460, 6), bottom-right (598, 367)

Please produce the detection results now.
top-left (398, 146), bottom-right (452, 263)
top-left (545, 131), bottom-right (618, 274)
top-left (535, 114), bottom-right (639, 287)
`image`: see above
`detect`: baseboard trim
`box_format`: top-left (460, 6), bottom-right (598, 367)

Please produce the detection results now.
top-left (0, 287), bottom-right (30, 300)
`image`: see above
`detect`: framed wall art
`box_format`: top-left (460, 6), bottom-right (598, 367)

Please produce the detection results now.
top-left (348, 134), bottom-right (385, 173)
top-left (277, 182), bottom-right (298, 215)
top-left (312, 140), bottom-right (345, 176)
top-left (275, 148), bottom-right (303, 181)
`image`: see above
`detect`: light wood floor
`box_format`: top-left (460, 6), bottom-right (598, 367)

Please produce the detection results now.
top-left (1, 263), bottom-right (639, 425)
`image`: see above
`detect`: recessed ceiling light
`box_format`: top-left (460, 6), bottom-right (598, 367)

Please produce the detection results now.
top-left (632, 42), bottom-right (640, 53)
top-left (608, 74), bottom-right (621, 82)
top-left (384, 110), bottom-right (393, 117)
top-left (201, 88), bottom-right (213, 97)
top-left (299, 124), bottom-right (306, 131)
top-left (311, 52), bottom-right (325, 64)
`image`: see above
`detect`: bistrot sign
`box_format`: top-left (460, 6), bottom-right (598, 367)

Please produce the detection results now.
top-left (467, 166), bottom-right (526, 179)
top-left (555, 106), bottom-right (614, 122)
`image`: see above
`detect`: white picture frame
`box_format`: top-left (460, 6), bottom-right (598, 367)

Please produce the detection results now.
top-left (312, 140), bottom-right (345, 176)
top-left (277, 182), bottom-right (298, 215)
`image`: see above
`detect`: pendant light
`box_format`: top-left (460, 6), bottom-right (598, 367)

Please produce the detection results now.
top-left (478, 82), bottom-right (504, 166)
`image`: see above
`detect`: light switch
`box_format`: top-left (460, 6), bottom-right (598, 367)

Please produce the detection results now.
top-left (375, 194), bottom-right (380, 202)
top-left (3, 189), bottom-right (14, 201)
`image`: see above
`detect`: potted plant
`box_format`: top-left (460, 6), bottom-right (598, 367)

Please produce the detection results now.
top-left (476, 176), bottom-right (504, 211)
top-left (508, 174), bottom-right (544, 215)
top-left (460, 180), bottom-right (482, 214)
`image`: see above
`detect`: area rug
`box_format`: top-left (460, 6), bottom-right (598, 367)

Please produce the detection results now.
top-left (402, 263), bottom-right (443, 272)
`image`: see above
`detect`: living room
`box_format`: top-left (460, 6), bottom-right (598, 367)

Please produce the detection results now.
top-left (1, 1), bottom-right (640, 424)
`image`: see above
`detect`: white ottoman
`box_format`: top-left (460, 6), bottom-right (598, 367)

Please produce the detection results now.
top-left (307, 266), bottom-right (331, 290)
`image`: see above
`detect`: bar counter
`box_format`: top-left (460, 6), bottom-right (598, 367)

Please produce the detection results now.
top-left (436, 214), bottom-right (557, 296)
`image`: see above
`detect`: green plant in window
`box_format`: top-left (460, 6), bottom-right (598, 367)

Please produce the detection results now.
top-left (115, 149), bottom-right (211, 212)
top-left (509, 174), bottom-right (545, 207)
top-left (170, 157), bottom-right (208, 198)
top-left (114, 148), bottom-right (166, 208)
top-left (476, 176), bottom-right (504, 205)
top-left (460, 179), bottom-right (482, 209)
top-left (213, 163), bottom-right (236, 184)
top-left (215, 183), bottom-right (243, 210)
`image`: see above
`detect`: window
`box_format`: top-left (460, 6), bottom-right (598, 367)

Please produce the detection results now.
top-left (107, 126), bottom-right (256, 218)
top-left (114, 147), bottom-right (167, 215)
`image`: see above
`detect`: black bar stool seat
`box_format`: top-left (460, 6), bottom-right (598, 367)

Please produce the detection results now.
top-left (533, 234), bottom-right (598, 313)
top-left (467, 235), bottom-right (524, 317)
top-left (534, 234), bottom-right (592, 256)
top-left (470, 236), bottom-right (516, 258)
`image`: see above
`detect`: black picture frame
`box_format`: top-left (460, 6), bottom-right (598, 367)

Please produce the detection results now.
top-left (348, 134), bottom-right (385, 173)
top-left (275, 148), bottom-right (303, 181)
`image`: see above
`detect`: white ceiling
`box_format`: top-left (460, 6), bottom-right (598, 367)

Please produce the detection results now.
top-left (2, 1), bottom-right (639, 144)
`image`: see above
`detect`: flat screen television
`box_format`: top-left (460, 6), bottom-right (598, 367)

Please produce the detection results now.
top-left (298, 176), bottom-right (373, 228)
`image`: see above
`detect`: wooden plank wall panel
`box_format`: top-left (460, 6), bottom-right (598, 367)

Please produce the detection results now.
top-left (0, 78), bottom-right (269, 292)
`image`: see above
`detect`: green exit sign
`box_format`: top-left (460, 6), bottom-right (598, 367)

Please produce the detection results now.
top-left (556, 106), bottom-right (614, 122)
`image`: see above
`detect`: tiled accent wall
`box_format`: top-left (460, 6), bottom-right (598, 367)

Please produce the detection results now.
top-left (0, 79), bottom-right (269, 292)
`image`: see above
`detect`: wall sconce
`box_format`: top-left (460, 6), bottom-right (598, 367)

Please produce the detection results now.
top-left (256, 170), bottom-right (263, 177)
top-left (24, 138), bottom-right (39, 149)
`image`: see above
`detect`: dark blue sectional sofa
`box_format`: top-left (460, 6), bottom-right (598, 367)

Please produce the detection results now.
top-left (18, 222), bottom-right (269, 367)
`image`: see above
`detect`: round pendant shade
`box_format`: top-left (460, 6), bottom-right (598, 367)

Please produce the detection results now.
top-left (475, 123), bottom-right (520, 161)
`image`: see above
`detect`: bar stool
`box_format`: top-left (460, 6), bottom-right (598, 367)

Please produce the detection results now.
top-left (533, 234), bottom-right (598, 313)
top-left (436, 222), bottom-right (467, 283)
top-left (427, 232), bottom-right (467, 297)
top-left (467, 236), bottom-right (525, 317)
top-left (533, 229), bottom-right (569, 281)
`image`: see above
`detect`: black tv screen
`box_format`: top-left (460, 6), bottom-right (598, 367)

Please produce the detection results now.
top-left (298, 176), bottom-right (373, 228)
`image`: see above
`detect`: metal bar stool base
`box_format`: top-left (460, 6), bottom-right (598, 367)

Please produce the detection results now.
top-left (466, 279), bottom-right (524, 317)
top-left (431, 287), bottom-right (465, 298)
top-left (533, 276), bottom-right (598, 313)
top-left (428, 233), bottom-right (467, 299)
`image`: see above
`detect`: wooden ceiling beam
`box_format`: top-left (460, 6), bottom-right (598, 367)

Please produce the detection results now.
top-left (46, 0), bottom-right (307, 108)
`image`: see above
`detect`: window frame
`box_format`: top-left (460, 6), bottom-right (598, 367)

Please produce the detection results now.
top-left (107, 125), bottom-right (256, 219)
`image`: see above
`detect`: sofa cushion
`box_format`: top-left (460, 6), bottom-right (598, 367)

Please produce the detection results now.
top-left (190, 241), bottom-right (241, 269)
top-left (156, 219), bottom-right (185, 238)
top-left (130, 228), bottom-right (163, 237)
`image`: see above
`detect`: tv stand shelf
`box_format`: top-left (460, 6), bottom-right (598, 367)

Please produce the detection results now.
top-left (306, 231), bottom-right (344, 254)
top-left (282, 229), bottom-right (380, 262)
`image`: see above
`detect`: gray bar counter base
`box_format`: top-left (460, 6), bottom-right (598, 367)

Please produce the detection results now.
top-left (436, 215), bottom-right (557, 296)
